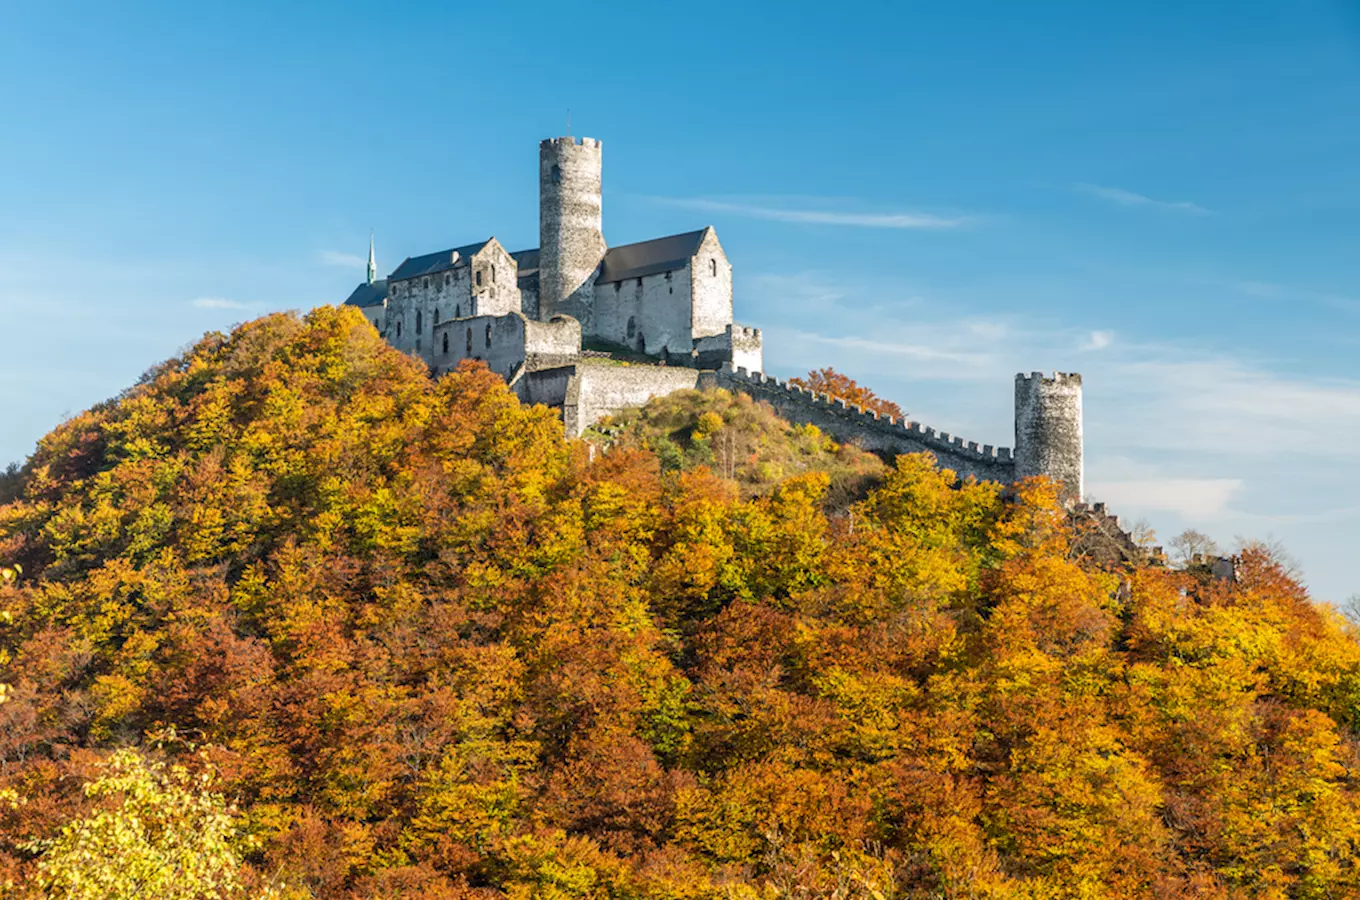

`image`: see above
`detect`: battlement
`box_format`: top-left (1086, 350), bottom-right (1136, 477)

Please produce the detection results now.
top-left (1016, 371), bottom-right (1083, 388)
top-left (541, 136), bottom-right (602, 149)
top-left (714, 364), bottom-right (1015, 479)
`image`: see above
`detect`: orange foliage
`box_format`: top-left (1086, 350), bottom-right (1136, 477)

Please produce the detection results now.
top-left (0, 306), bottom-right (1358, 898)
top-left (788, 366), bottom-right (906, 419)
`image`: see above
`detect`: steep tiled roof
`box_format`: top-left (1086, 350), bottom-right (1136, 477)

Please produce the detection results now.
top-left (344, 279), bottom-right (388, 308)
top-left (597, 230), bottom-right (708, 284)
top-left (389, 240), bottom-right (491, 282)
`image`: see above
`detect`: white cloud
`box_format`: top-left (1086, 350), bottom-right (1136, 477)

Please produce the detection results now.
top-left (1086, 478), bottom-right (1244, 519)
top-left (647, 196), bottom-right (971, 229)
top-left (318, 249), bottom-right (367, 268)
top-left (1075, 183), bottom-right (1212, 215)
top-left (191, 297), bottom-right (250, 310)
top-left (1081, 330), bottom-right (1113, 351)
top-left (796, 332), bottom-right (992, 366)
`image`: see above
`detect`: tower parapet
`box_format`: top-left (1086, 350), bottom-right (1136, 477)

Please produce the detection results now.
top-left (1014, 372), bottom-right (1084, 503)
top-left (539, 137), bottom-right (605, 324)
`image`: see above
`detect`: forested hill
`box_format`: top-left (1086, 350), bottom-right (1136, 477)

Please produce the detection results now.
top-left (3, 306), bottom-right (1360, 899)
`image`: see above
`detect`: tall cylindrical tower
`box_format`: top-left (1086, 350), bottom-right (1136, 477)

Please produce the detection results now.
top-left (1014, 372), bottom-right (1084, 504)
top-left (539, 136), bottom-right (605, 321)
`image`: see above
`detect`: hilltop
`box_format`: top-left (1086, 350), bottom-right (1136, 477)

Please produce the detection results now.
top-left (2, 306), bottom-right (1359, 899)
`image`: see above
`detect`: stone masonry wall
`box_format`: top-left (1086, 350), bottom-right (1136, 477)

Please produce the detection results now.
top-left (562, 362), bottom-right (702, 437)
top-left (592, 268), bottom-right (693, 357)
top-left (704, 365), bottom-right (1016, 484)
top-left (523, 315), bottom-right (582, 367)
top-left (692, 324), bottom-right (763, 373)
top-left (1014, 372), bottom-right (1084, 503)
top-left (432, 312), bottom-right (527, 381)
top-left (539, 137), bottom-right (606, 323)
top-left (385, 239), bottom-right (523, 369)
top-left (690, 228), bottom-right (733, 340)
top-left (468, 242), bottom-right (521, 318)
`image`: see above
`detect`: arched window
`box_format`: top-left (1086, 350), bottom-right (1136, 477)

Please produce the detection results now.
top-left (551, 164), bottom-right (562, 184)
top-left (466, 328), bottom-right (472, 353)
top-left (416, 311), bottom-right (423, 334)
top-left (442, 332), bottom-right (449, 355)
top-left (433, 308), bottom-right (440, 325)
top-left (455, 304), bottom-right (461, 318)
top-left (476, 270), bottom-right (483, 287)
top-left (636, 331), bottom-right (645, 353)
top-left (711, 259), bottom-right (718, 277)
top-left (396, 319), bottom-right (402, 338)
top-left (491, 265), bottom-right (497, 284)
top-left (626, 316), bottom-right (635, 339)
top-left (485, 324), bottom-right (492, 346)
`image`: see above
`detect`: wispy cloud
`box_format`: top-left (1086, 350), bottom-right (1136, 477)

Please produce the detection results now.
top-left (318, 249), bottom-right (367, 269)
top-left (796, 332), bottom-right (992, 366)
top-left (191, 297), bottom-right (251, 310)
top-left (1081, 330), bottom-right (1114, 351)
top-left (1086, 477), bottom-right (1244, 519)
top-left (1075, 183), bottom-right (1212, 215)
top-left (647, 196), bottom-right (971, 229)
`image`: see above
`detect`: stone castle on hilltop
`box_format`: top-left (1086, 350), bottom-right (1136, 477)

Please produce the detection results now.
top-left (344, 136), bottom-right (1087, 503)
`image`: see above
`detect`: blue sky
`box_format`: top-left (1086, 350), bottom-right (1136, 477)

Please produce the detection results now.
top-left (2, 1), bottom-right (1359, 600)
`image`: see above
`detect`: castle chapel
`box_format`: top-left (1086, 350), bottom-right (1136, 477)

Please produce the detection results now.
top-left (345, 135), bottom-right (1088, 507)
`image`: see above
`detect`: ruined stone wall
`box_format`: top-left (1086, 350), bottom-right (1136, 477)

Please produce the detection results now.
top-left (523, 314), bottom-right (581, 368)
top-left (692, 324), bottom-right (763, 372)
top-left (387, 267), bottom-right (473, 365)
top-left (703, 365), bottom-right (1016, 484)
top-left (690, 228), bottom-right (733, 340)
top-left (592, 268), bottom-right (693, 357)
top-left (539, 137), bottom-right (605, 323)
top-left (1014, 372), bottom-right (1084, 503)
top-left (562, 362), bottom-right (702, 436)
top-left (431, 312), bottom-right (527, 381)
top-left (469, 242), bottom-right (521, 317)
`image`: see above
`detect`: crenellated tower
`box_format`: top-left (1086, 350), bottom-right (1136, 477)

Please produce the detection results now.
top-left (1014, 372), bottom-right (1084, 504)
top-left (539, 136), bottom-right (605, 323)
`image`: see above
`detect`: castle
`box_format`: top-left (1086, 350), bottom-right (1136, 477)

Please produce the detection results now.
top-left (344, 136), bottom-right (1086, 503)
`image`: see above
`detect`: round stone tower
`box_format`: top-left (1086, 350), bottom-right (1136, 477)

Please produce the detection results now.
top-left (1014, 372), bottom-right (1084, 504)
top-left (539, 136), bottom-right (605, 322)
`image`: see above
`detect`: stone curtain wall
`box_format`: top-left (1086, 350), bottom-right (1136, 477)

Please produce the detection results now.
top-left (703, 365), bottom-right (1017, 484)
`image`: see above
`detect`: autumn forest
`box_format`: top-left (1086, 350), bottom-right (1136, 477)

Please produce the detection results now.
top-left (3, 306), bottom-right (1360, 899)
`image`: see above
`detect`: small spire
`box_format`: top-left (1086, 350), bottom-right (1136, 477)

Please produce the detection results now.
top-left (367, 232), bottom-right (377, 285)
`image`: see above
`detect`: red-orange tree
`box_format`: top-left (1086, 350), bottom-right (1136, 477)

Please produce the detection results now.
top-left (788, 367), bottom-right (905, 420)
